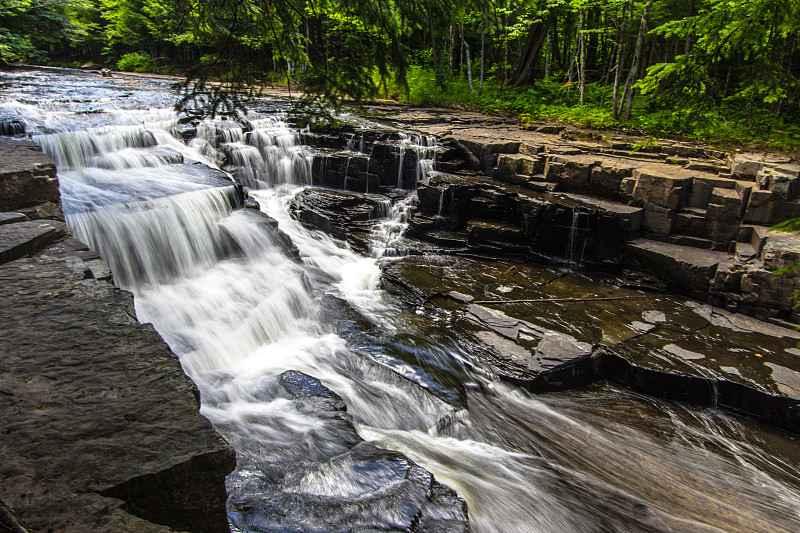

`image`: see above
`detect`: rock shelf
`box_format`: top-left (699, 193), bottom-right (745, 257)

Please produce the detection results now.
top-left (287, 108), bottom-right (800, 433)
top-left (381, 255), bottom-right (800, 433)
top-left (346, 105), bottom-right (800, 325)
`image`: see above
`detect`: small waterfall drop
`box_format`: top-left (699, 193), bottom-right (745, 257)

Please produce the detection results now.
top-left (395, 133), bottom-right (437, 190)
top-left (396, 145), bottom-right (406, 189)
top-left (367, 193), bottom-right (417, 258)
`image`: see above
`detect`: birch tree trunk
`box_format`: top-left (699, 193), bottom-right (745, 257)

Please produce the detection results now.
top-left (465, 39), bottom-right (474, 92)
top-left (448, 24), bottom-right (455, 73)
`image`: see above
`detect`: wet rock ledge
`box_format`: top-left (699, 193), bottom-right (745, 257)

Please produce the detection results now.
top-left (381, 255), bottom-right (800, 434)
top-left (0, 138), bottom-right (235, 532)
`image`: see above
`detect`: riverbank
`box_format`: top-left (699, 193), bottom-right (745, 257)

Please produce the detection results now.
top-left (0, 138), bottom-right (235, 532)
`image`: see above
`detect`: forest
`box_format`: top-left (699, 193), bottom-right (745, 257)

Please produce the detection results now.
top-left (1, 0), bottom-right (799, 149)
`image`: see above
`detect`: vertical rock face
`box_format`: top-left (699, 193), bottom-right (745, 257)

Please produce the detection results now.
top-left (0, 140), bottom-right (62, 220)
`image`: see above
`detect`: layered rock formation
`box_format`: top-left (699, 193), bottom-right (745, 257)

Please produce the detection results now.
top-left (380, 255), bottom-right (800, 433)
top-left (353, 106), bottom-right (800, 326)
top-left (0, 139), bottom-right (235, 532)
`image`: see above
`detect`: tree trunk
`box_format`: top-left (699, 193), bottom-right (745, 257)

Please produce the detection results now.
top-left (502, 13), bottom-right (508, 85)
top-left (511, 8), bottom-right (553, 86)
top-left (545, 25), bottom-right (553, 78)
top-left (448, 24), bottom-right (455, 73)
top-left (566, 15), bottom-right (582, 83)
top-left (430, 19), bottom-right (442, 86)
top-left (685, 0), bottom-right (695, 54)
top-left (611, 0), bottom-right (631, 119)
top-left (552, 16), bottom-right (561, 70)
top-left (578, 9), bottom-right (586, 105)
top-left (462, 20), bottom-right (474, 92)
top-left (479, 25), bottom-right (486, 95)
top-left (622, 0), bottom-right (654, 120)
top-left (459, 19), bottom-right (464, 76)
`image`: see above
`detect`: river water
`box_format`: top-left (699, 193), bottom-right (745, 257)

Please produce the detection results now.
top-left (3, 67), bottom-right (800, 532)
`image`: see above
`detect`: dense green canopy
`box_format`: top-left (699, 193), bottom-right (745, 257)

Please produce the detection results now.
top-left (2, 1), bottom-right (799, 146)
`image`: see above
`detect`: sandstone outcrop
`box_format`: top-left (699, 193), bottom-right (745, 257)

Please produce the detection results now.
top-left (339, 106), bottom-right (800, 325)
top-left (0, 139), bottom-right (62, 220)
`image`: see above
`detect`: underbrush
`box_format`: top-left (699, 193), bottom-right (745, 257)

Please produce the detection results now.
top-left (379, 67), bottom-right (800, 152)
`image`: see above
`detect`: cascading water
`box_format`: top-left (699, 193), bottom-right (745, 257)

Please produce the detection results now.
top-left (565, 208), bottom-right (581, 270)
top-left (395, 132), bottom-right (437, 190)
top-left (367, 193), bottom-right (417, 258)
top-left (6, 68), bottom-right (800, 533)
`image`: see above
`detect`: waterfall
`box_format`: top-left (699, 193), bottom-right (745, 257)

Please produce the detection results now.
top-left (10, 67), bottom-right (800, 533)
top-left (343, 156), bottom-right (352, 190)
top-left (197, 116), bottom-right (312, 188)
top-left (396, 145), bottom-right (406, 189)
top-left (564, 208), bottom-right (590, 270)
top-left (396, 133), bottom-right (437, 190)
top-left (68, 187), bottom-right (241, 288)
top-left (367, 193), bottom-right (416, 258)
top-left (565, 209), bottom-right (580, 269)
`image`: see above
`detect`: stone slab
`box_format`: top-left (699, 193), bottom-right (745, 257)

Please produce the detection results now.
top-left (631, 170), bottom-right (693, 210)
top-left (625, 238), bottom-right (730, 292)
top-left (227, 370), bottom-right (469, 532)
top-left (0, 139), bottom-right (61, 216)
top-left (0, 219), bottom-right (67, 265)
top-left (0, 212), bottom-right (27, 226)
top-left (381, 254), bottom-right (800, 432)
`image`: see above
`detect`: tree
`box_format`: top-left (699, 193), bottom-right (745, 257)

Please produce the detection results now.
top-left (639, 0), bottom-right (800, 126)
top-left (0, 0), bottom-right (74, 63)
top-left (510, 1), bottom-right (557, 86)
top-left (619, 0), bottom-right (653, 120)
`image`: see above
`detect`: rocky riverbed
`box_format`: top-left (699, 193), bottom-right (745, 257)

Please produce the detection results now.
top-left (287, 105), bottom-right (800, 433)
top-left (3, 66), bottom-right (800, 532)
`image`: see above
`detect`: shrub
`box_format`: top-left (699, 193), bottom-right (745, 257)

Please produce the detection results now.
top-left (116, 52), bottom-right (156, 73)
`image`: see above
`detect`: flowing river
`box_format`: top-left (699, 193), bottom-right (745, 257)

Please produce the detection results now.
top-left (3, 67), bottom-right (800, 532)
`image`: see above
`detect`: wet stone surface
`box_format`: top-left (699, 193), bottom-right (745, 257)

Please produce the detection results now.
top-left (380, 255), bottom-right (800, 432)
top-left (0, 218), bottom-right (67, 265)
top-left (225, 370), bottom-right (469, 533)
top-left (290, 187), bottom-right (394, 254)
top-left (0, 139), bottom-right (61, 219)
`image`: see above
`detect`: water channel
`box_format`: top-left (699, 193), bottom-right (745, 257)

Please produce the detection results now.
top-left (2, 67), bottom-right (800, 532)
